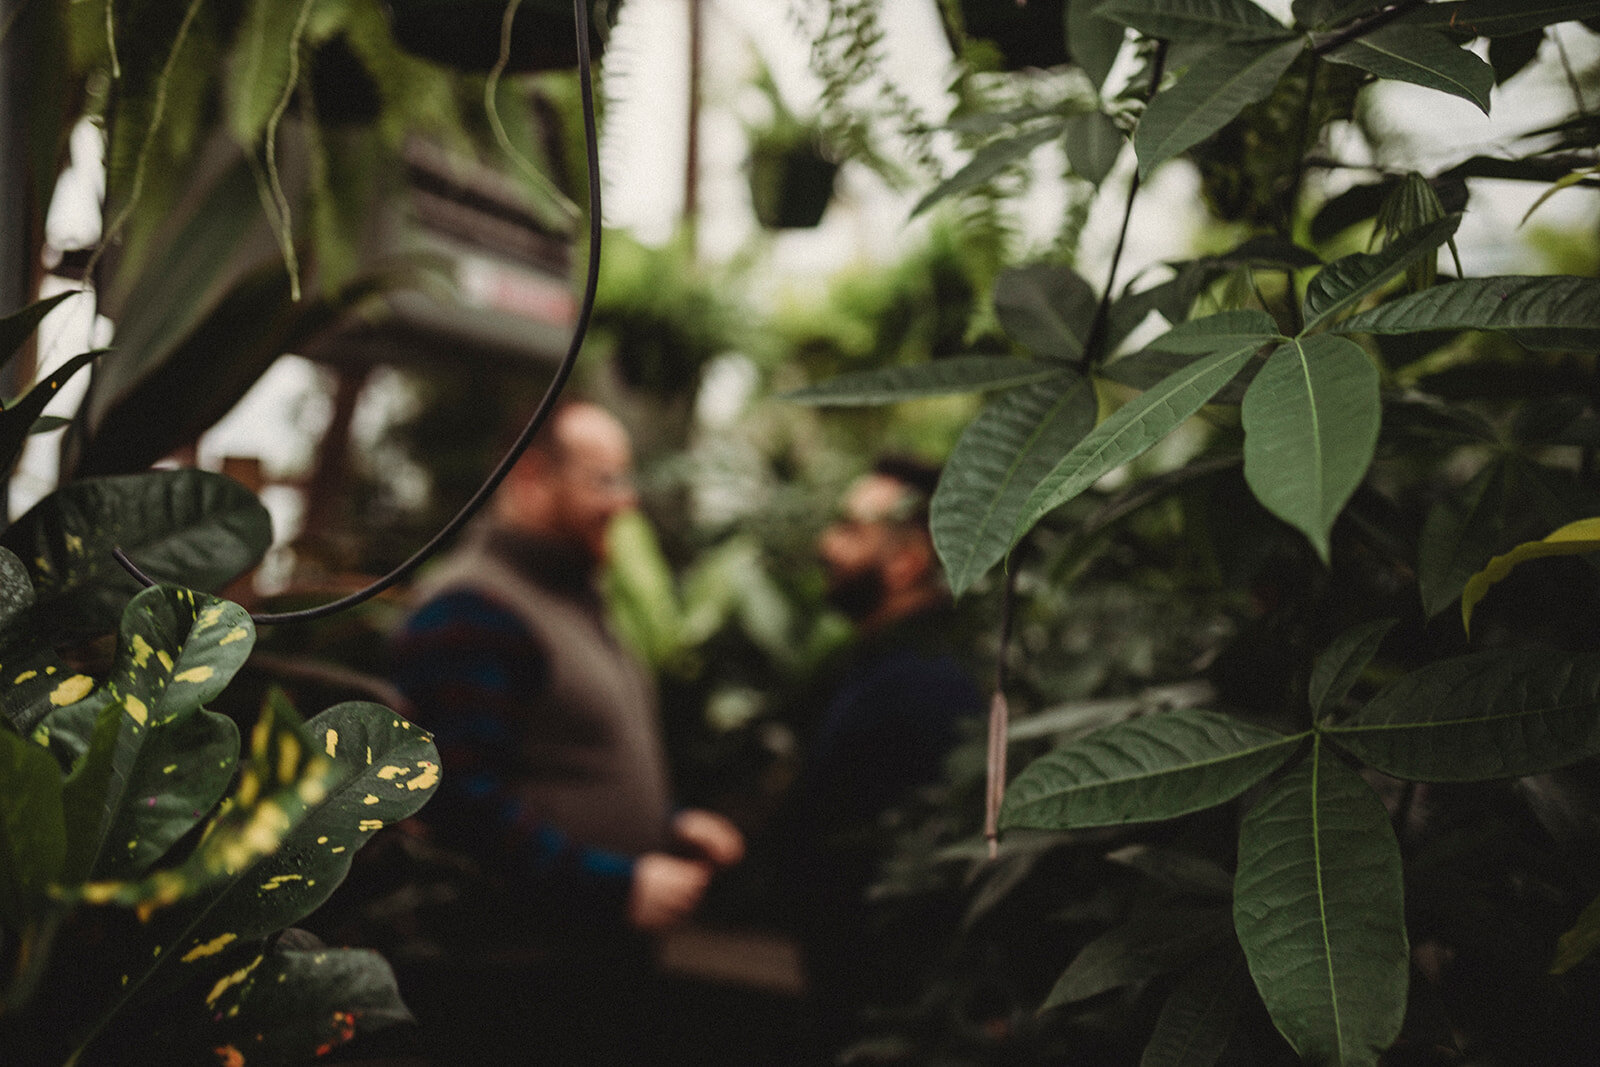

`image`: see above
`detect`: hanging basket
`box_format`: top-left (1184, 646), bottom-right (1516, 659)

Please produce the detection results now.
top-left (386, 0), bottom-right (615, 73)
top-left (943, 0), bottom-right (1068, 71)
top-left (747, 140), bottom-right (839, 230)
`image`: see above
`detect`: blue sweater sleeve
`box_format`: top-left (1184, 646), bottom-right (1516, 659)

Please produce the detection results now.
top-left (391, 589), bottom-right (635, 918)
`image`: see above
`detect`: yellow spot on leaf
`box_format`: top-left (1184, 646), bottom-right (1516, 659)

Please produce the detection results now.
top-left (325, 730), bottom-right (339, 759)
top-left (65, 533), bottom-right (83, 555)
top-left (125, 695), bottom-right (149, 726)
top-left (182, 933), bottom-right (238, 962)
top-left (220, 626), bottom-right (249, 646)
top-left (362, 794), bottom-right (380, 805)
top-left (198, 605), bottom-right (225, 628)
top-left (158, 651), bottom-right (173, 671)
top-left (13, 669), bottom-right (37, 684)
top-left (49, 674), bottom-right (94, 706)
top-left (316, 836), bottom-right (329, 845)
top-left (175, 666), bottom-right (215, 684)
top-left (331, 846), bottom-right (346, 854)
top-left (132, 635), bottom-right (154, 667)
top-left (376, 764), bottom-right (409, 780)
top-left (408, 761), bottom-right (441, 791)
top-left (164, 764), bottom-right (178, 774)
top-left (277, 734), bottom-right (301, 783)
top-left (358, 819), bottom-right (383, 832)
top-left (261, 874), bottom-right (304, 892)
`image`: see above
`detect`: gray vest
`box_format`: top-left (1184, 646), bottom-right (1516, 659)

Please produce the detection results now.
top-left (414, 530), bottom-right (672, 856)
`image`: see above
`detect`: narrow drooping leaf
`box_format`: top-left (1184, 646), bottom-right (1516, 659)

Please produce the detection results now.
top-left (1326, 26), bottom-right (1494, 113)
top-left (1234, 740), bottom-right (1408, 1066)
top-left (994, 262), bottom-right (1098, 361)
top-left (936, 374), bottom-right (1098, 595)
top-left (781, 357), bottom-right (1060, 406)
top-left (1042, 904), bottom-right (1233, 1011)
top-left (1134, 38), bottom-right (1304, 179)
top-left (1328, 648), bottom-right (1600, 780)
top-left (1012, 342), bottom-right (1259, 544)
top-left (1403, 0), bottom-right (1600, 38)
top-left (1417, 458), bottom-right (1510, 620)
top-left (1145, 309), bottom-right (1282, 354)
top-left (1140, 952), bottom-right (1248, 1067)
top-left (1309, 619), bottom-right (1397, 719)
top-left (912, 121), bottom-right (1065, 217)
top-left (1336, 275), bottom-right (1600, 351)
top-left (0, 726), bottom-right (67, 929)
top-left (1002, 708), bottom-right (1304, 830)
top-left (1460, 517), bottom-right (1600, 635)
top-left (1099, 0), bottom-right (1290, 42)
top-left (1302, 215), bottom-right (1461, 332)
top-left (1241, 335), bottom-right (1380, 562)
top-left (0, 348), bottom-right (103, 473)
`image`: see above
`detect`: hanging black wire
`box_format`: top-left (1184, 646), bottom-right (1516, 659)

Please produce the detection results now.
top-left (115, 0), bottom-right (604, 627)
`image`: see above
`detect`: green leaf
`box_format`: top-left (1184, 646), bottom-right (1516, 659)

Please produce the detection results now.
top-left (1241, 335), bottom-right (1380, 563)
top-left (1328, 647), bottom-right (1600, 780)
top-left (781, 357), bottom-right (1061, 406)
top-left (1098, 0), bottom-right (1291, 42)
top-left (1068, 0), bottom-right (1128, 88)
top-left (1145, 309), bottom-right (1282, 353)
top-left (1233, 739), bottom-right (1408, 1066)
top-left (0, 348), bottom-right (103, 474)
top-left (911, 121), bottom-right (1065, 217)
top-left (0, 725), bottom-right (67, 928)
top-left (1, 470), bottom-right (272, 638)
top-left (1063, 112), bottom-right (1126, 186)
top-left (1309, 619), bottom-right (1396, 719)
top-left (1042, 904), bottom-right (1234, 1011)
top-left (994, 262), bottom-right (1099, 361)
top-left (1302, 215), bottom-right (1461, 333)
top-left (1001, 708), bottom-right (1304, 829)
top-left (1417, 458), bottom-right (1510, 620)
top-left (1336, 275), bottom-right (1600, 351)
top-left (0, 292), bottom-right (76, 368)
top-left (1140, 952), bottom-right (1248, 1067)
top-left (1404, 0), bottom-right (1600, 38)
top-left (1326, 25), bottom-right (1494, 112)
top-left (1461, 517), bottom-right (1600, 636)
top-left (1011, 342), bottom-right (1259, 543)
top-left (1551, 891), bottom-right (1600, 975)
top-left (0, 545), bottom-right (35, 635)
top-left (1134, 38), bottom-right (1304, 179)
top-left (933, 373), bottom-right (1098, 597)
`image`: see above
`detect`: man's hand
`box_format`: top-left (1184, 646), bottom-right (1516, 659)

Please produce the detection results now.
top-left (671, 808), bottom-right (745, 868)
top-left (627, 852), bottom-right (711, 932)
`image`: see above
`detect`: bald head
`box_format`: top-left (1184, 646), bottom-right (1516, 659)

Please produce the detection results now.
top-left (496, 402), bottom-right (638, 564)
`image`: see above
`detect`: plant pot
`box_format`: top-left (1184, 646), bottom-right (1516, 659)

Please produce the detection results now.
top-left (943, 0), bottom-right (1068, 71)
top-left (747, 142), bottom-right (838, 230)
top-left (386, 0), bottom-right (615, 72)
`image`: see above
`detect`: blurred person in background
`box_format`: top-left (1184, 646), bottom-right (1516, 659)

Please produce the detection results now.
top-left (389, 399), bottom-right (744, 1065)
top-left (782, 455), bottom-right (987, 1058)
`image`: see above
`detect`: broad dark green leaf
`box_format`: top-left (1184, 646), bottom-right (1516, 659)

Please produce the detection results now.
top-left (1241, 335), bottom-right (1380, 562)
top-left (1099, 0), bottom-right (1290, 41)
top-left (1002, 708), bottom-right (1304, 829)
top-left (0, 725), bottom-right (66, 928)
top-left (1302, 215), bottom-right (1461, 332)
top-left (1064, 112), bottom-right (1126, 186)
top-left (781, 357), bottom-right (1060, 406)
top-left (1, 470), bottom-right (272, 638)
top-left (1234, 741), bottom-right (1407, 1066)
top-left (1309, 619), bottom-right (1396, 719)
top-left (0, 545), bottom-right (34, 635)
top-left (1327, 26), bottom-right (1494, 112)
top-left (1329, 648), bottom-right (1600, 781)
top-left (1012, 342), bottom-right (1258, 541)
top-left (0, 348), bottom-right (103, 474)
top-left (1042, 904), bottom-right (1233, 1010)
top-left (0, 292), bottom-right (76, 367)
top-left (934, 373), bottom-right (1097, 597)
top-left (1336, 275), bottom-right (1600, 351)
top-left (1404, 1), bottom-right (1600, 38)
top-left (1134, 38), bottom-right (1304, 179)
top-left (1417, 458), bottom-right (1509, 619)
top-left (994, 262), bottom-right (1098, 361)
top-left (1146, 309), bottom-right (1282, 354)
top-left (1068, 0), bottom-right (1128, 88)
top-left (912, 121), bottom-right (1065, 217)
top-left (1140, 952), bottom-right (1248, 1067)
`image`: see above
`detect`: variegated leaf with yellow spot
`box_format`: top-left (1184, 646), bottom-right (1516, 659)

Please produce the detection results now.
top-left (1461, 517), bottom-right (1600, 636)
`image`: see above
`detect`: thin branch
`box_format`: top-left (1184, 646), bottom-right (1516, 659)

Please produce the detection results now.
top-left (1309, 0), bottom-right (1430, 57)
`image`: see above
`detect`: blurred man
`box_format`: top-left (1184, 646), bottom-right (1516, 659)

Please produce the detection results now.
top-left (390, 400), bottom-right (743, 1064)
top-left (786, 455), bottom-right (987, 1056)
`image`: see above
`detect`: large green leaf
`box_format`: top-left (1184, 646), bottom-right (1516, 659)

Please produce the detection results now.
top-left (912, 121), bottom-right (1066, 217)
top-left (933, 373), bottom-right (1097, 598)
top-left (1328, 648), bottom-right (1600, 781)
top-left (1335, 275), bottom-right (1600, 351)
top-left (1098, 0), bottom-right (1290, 42)
top-left (1404, 1), bottom-right (1600, 38)
top-left (1042, 904), bottom-right (1234, 1011)
top-left (0, 725), bottom-right (67, 929)
top-left (1002, 708), bottom-right (1304, 830)
top-left (1134, 37), bottom-right (1304, 179)
top-left (1461, 517), bottom-right (1600, 636)
top-left (1, 470), bottom-right (272, 638)
top-left (1063, 111), bottom-right (1126, 186)
top-left (1011, 342), bottom-right (1259, 544)
top-left (1233, 740), bottom-right (1408, 1066)
top-left (1417, 458), bottom-right (1510, 620)
top-left (994, 262), bottom-right (1098, 361)
top-left (1326, 26), bottom-right (1494, 113)
top-left (1140, 952), bottom-right (1248, 1067)
top-left (1302, 215), bottom-right (1461, 333)
top-left (0, 545), bottom-right (35, 636)
top-left (1308, 619), bottom-right (1396, 720)
top-left (781, 357), bottom-right (1060, 406)
top-left (1241, 335), bottom-right (1380, 563)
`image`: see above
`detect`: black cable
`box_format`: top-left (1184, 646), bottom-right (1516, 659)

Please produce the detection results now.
top-left (115, 0), bottom-right (604, 626)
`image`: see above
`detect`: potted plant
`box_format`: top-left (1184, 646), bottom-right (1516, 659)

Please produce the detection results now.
top-left (745, 71), bottom-right (839, 230)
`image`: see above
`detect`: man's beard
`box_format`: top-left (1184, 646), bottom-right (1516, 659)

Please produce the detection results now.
top-left (824, 565), bottom-right (886, 622)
